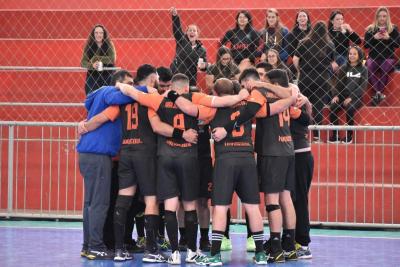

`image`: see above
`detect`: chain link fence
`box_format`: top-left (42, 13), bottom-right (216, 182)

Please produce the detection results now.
top-left (0, 1), bottom-right (399, 127)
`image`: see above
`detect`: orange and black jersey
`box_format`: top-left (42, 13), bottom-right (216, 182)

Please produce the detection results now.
top-left (198, 124), bottom-right (211, 158)
top-left (290, 105), bottom-right (311, 150)
top-left (120, 103), bottom-right (157, 154)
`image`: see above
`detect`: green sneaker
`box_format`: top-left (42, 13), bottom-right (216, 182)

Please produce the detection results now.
top-left (195, 253), bottom-right (222, 266)
top-left (253, 251), bottom-right (268, 265)
top-left (246, 236), bottom-right (256, 252)
top-left (220, 236), bottom-right (232, 251)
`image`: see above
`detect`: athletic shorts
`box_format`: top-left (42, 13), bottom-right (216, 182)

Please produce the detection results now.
top-left (258, 155), bottom-right (295, 194)
top-left (157, 156), bottom-right (200, 201)
top-left (117, 149), bottom-right (157, 196)
top-left (212, 156), bottom-right (260, 206)
top-left (198, 157), bottom-right (213, 199)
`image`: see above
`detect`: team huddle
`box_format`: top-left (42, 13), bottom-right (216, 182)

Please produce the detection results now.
top-left (77, 62), bottom-right (314, 266)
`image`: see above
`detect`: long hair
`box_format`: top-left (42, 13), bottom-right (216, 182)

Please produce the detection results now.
top-left (293, 9), bottom-right (312, 31)
top-left (215, 46), bottom-right (237, 78)
top-left (264, 8), bottom-right (285, 49)
top-left (346, 45), bottom-right (365, 68)
top-left (234, 10), bottom-right (253, 32)
top-left (367, 6), bottom-right (394, 33)
top-left (328, 10), bottom-right (344, 32)
top-left (83, 24), bottom-right (115, 61)
top-left (301, 21), bottom-right (331, 57)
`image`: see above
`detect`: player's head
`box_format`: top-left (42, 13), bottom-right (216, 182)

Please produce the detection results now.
top-left (256, 62), bottom-right (273, 82)
top-left (157, 66), bottom-right (173, 94)
top-left (111, 70), bottom-right (134, 86)
top-left (134, 64), bottom-right (159, 88)
top-left (266, 69), bottom-right (289, 87)
top-left (171, 73), bottom-right (190, 94)
top-left (213, 78), bottom-right (234, 96)
top-left (239, 67), bottom-right (260, 88)
top-left (232, 80), bottom-right (241, 94)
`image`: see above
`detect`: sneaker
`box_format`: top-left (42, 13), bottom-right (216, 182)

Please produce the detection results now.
top-left (158, 237), bottom-right (171, 251)
top-left (312, 136), bottom-right (323, 143)
top-left (328, 136), bottom-right (341, 144)
top-left (125, 239), bottom-right (144, 253)
top-left (295, 243), bottom-right (312, 259)
top-left (199, 238), bottom-right (211, 252)
top-left (167, 250), bottom-right (181, 265)
top-left (246, 236), bottom-right (256, 252)
top-left (143, 251), bottom-right (167, 263)
top-left (113, 248), bottom-right (132, 261)
top-left (178, 237), bottom-right (187, 251)
top-left (186, 249), bottom-right (207, 263)
top-left (220, 236), bottom-right (232, 251)
top-left (341, 135), bottom-right (353, 144)
top-left (283, 249), bottom-right (298, 261)
top-left (80, 248), bottom-right (89, 258)
top-left (87, 249), bottom-right (114, 260)
top-left (195, 253), bottom-right (222, 266)
top-left (253, 251), bottom-right (268, 265)
top-left (137, 236), bottom-right (146, 249)
top-left (267, 250), bottom-right (285, 263)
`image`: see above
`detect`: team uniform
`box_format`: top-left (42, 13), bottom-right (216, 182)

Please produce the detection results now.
top-left (197, 124), bottom-right (213, 198)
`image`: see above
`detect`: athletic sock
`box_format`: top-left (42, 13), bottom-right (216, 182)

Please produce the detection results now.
top-left (185, 210), bottom-right (198, 251)
top-left (224, 209), bottom-right (231, 239)
top-left (144, 215), bottom-right (159, 252)
top-left (165, 210), bottom-right (179, 251)
top-left (252, 231), bottom-right (264, 253)
top-left (211, 230), bottom-right (224, 256)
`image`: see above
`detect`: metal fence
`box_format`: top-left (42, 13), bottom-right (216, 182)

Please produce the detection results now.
top-left (1, 122), bottom-right (399, 227)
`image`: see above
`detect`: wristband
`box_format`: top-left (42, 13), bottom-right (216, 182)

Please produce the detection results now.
top-left (167, 90), bottom-right (180, 103)
top-left (172, 128), bottom-right (184, 139)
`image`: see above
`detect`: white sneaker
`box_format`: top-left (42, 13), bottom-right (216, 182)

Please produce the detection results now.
top-left (186, 249), bottom-right (207, 263)
top-left (167, 250), bottom-right (181, 265)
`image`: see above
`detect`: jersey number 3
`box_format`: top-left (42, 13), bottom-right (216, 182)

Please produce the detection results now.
top-left (125, 103), bottom-right (139, 130)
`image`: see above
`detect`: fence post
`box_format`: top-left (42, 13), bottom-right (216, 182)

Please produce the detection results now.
top-left (7, 125), bottom-right (14, 215)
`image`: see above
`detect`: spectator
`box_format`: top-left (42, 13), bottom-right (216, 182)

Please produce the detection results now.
top-left (329, 46), bottom-right (368, 144)
top-left (286, 10), bottom-right (312, 58)
top-left (265, 48), bottom-right (294, 82)
top-left (220, 10), bottom-right (261, 70)
top-left (328, 10), bottom-right (362, 67)
top-left (293, 21), bottom-right (336, 141)
top-left (364, 6), bottom-right (400, 105)
top-left (157, 66), bottom-right (173, 94)
top-left (81, 24), bottom-right (116, 95)
top-left (170, 7), bottom-right (207, 87)
top-left (260, 8), bottom-right (289, 63)
top-left (205, 46), bottom-right (240, 92)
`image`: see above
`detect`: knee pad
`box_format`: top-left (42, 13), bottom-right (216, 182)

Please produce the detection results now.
top-left (114, 195), bottom-right (133, 225)
top-left (184, 210), bottom-right (198, 224)
top-left (266, 204), bottom-right (281, 213)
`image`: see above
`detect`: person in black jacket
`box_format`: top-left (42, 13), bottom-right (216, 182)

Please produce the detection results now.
top-left (170, 7), bottom-right (207, 87)
top-left (286, 10), bottom-right (312, 58)
top-left (328, 10), bottom-right (362, 67)
top-left (364, 6), bottom-right (400, 105)
top-left (220, 10), bottom-right (261, 71)
top-left (329, 45), bottom-right (368, 143)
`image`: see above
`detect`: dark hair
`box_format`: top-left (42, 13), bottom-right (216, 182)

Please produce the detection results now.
top-left (189, 86), bottom-right (200, 93)
top-left (293, 9), bottom-right (312, 31)
top-left (328, 10), bottom-right (344, 32)
top-left (301, 21), bottom-right (331, 57)
top-left (111, 70), bottom-right (133, 85)
top-left (347, 45), bottom-right (365, 67)
top-left (171, 73), bottom-right (190, 84)
top-left (256, 62), bottom-right (273, 72)
top-left (232, 80), bottom-right (241, 94)
top-left (266, 69), bottom-right (289, 87)
top-left (216, 46), bottom-right (233, 65)
top-left (83, 24), bottom-right (115, 61)
top-left (214, 78), bottom-right (234, 96)
top-left (235, 10), bottom-right (253, 32)
top-left (239, 68), bottom-right (260, 83)
top-left (134, 64), bottom-right (157, 84)
top-left (157, 66), bottom-right (173, 82)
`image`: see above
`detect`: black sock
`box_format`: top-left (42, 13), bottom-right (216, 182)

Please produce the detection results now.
top-left (124, 203), bottom-right (136, 243)
top-left (224, 209), bottom-right (230, 239)
top-left (252, 231), bottom-right (264, 253)
top-left (179, 227), bottom-right (186, 241)
top-left (185, 210), bottom-right (198, 251)
top-left (282, 229), bottom-right (295, 251)
top-left (245, 213), bottom-right (252, 238)
top-left (145, 215), bottom-right (159, 253)
top-left (165, 210), bottom-right (179, 251)
top-left (135, 213), bottom-right (145, 238)
top-left (200, 228), bottom-right (209, 241)
top-left (211, 230), bottom-right (224, 256)
top-left (158, 204), bottom-right (165, 237)
top-left (114, 195), bottom-right (133, 249)
top-left (270, 232), bottom-right (282, 253)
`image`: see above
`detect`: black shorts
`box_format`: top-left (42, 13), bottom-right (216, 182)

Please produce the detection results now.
top-left (212, 156), bottom-right (260, 206)
top-left (198, 157), bottom-right (213, 199)
top-left (258, 155), bottom-right (295, 194)
top-left (157, 156), bottom-right (199, 201)
top-left (118, 149), bottom-right (157, 196)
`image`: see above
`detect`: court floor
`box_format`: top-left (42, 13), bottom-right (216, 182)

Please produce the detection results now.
top-left (0, 220), bottom-right (399, 267)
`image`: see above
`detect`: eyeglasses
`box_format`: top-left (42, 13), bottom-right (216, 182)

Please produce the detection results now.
top-left (221, 57), bottom-right (231, 61)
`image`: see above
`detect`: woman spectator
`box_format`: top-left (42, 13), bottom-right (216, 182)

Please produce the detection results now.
top-left (293, 21), bottom-right (336, 141)
top-left (260, 8), bottom-right (289, 63)
top-left (220, 10), bottom-right (261, 71)
top-left (329, 46), bottom-right (368, 144)
top-left (170, 7), bottom-right (207, 86)
top-left (265, 48), bottom-right (294, 82)
top-left (205, 46), bottom-right (240, 92)
top-left (364, 6), bottom-right (399, 105)
top-left (286, 10), bottom-right (312, 58)
top-left (328, 10), bottom-right (362, 67)
top-left (81, 24), bottom-right (116, 95)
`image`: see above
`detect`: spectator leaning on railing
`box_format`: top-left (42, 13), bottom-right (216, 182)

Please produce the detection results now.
top-left (81, 24), bottom-right (116, 95)
top-left (364, 6), bottom-right (400, 106)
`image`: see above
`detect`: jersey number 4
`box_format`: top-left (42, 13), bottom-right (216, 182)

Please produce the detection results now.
top-left (125, 103), bottom-right (139, 130)
top-left (279, 109), bottom-right (290, 128)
